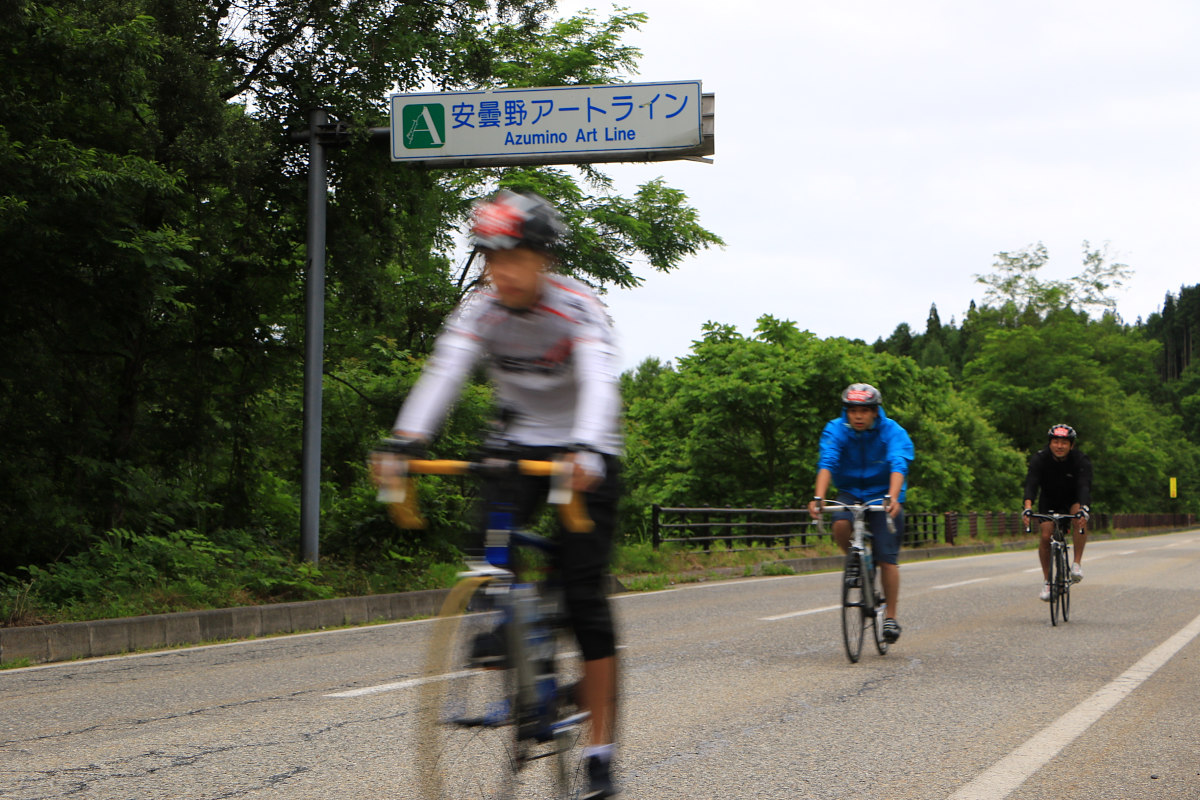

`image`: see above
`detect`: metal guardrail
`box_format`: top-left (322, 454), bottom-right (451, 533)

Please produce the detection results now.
top-left (649, 505), bottom-right (1196, 551)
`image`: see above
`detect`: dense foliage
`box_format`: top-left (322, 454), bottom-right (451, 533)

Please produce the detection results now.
top-left (619, 318), bottom-right (1025, 527)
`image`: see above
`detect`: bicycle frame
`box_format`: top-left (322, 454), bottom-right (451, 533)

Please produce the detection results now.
top-left (473, 512), bottom-right (590, 744)
top-left (377, 453), bottom-right (592, 798)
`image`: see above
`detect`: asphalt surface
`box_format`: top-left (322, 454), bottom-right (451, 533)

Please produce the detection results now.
top-left (2, 529), bottom-right (1198, 799)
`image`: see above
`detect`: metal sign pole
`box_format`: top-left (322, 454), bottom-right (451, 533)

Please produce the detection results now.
top-left (299, 107), bottom-right (329, 563)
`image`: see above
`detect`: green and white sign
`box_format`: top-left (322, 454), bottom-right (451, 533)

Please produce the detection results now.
top-left (399, 104), bottom-right (447, 149)
top-left (390, 81), bottom-right (703, 164)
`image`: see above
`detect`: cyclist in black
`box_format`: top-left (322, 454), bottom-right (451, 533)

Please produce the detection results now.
top-left (1023, 423), bottom-right (1093, 601)
top-left (375, 190), bottom-right (622, 798)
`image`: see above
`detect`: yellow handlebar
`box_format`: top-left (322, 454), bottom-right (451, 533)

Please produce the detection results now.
top-left (378, 458), bottom-right (593, 533)
top-left (403, 459), bottom-right (558, 477)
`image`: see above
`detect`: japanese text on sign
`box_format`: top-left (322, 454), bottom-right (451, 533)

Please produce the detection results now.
top-left (390, 81), bottom-right (702, 164)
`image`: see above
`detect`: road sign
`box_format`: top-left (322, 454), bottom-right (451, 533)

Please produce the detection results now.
top-left (389, 81), bottom-right (708, 166)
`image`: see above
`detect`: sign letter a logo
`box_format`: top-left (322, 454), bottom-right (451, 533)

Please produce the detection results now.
top-left (403, 104), bottom-right (445, 149)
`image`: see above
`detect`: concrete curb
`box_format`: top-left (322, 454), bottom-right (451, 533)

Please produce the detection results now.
top-left (0, 589), bottom-right (451, 667)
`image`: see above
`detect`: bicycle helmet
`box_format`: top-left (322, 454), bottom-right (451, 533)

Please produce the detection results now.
top-left (469, 189), bottom-right (566, 252)
top-left (841, 383), bottom-right (882, 407)
top-left (1047, 423), bottom-right (1077, 442)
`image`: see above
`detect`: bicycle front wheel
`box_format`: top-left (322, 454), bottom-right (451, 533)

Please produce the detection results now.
top-left (418, 576), bottom-right (521, 800)
top-left (841, 553), bottom-right (867, 663)
top-left (1049, 545), bottom-right (1065, 627)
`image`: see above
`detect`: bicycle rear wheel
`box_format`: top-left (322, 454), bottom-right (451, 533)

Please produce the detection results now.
top-left (841, 552), bottom-right (867, 663)
top-left (418, 576), bottom-right (522, 800)
top-left (869, 558), bottom-right (888, 656)
top-left (547, 626), bottom-right (589, 799)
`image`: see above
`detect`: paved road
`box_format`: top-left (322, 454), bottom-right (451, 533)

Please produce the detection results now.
top-left (3, 530), bottom-right (1199, 799)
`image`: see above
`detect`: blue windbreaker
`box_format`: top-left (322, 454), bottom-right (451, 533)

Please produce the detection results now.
top-left (816, 405), bottom-right (914, 502)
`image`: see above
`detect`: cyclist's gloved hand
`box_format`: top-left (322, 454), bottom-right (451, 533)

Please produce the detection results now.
top-left (566, 445), bottom-right (605, 491)
top-left (1022, 508), bottom-right (1032, 517)
top-left (1078, 505), bottom-right (1090, 522)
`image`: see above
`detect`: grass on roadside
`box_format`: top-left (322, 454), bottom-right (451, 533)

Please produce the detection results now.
top-left (2, 523), bottom-right (1063, 627)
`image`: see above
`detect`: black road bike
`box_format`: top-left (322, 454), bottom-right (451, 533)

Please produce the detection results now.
top-left (1026, 510), bottom-right (1084, 627)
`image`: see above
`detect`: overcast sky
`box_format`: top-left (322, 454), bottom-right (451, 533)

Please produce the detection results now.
top-left (550, 0), bottom-right (1200, 371)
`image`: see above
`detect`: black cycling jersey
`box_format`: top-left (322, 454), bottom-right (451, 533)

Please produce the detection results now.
top-left (1024, 447), bottom-right (1093, 513)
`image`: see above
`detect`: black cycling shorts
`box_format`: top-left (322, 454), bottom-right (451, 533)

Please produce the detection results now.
top-left (1037, 492), bottom-right (1081, 515)
top-left (831, 491), bottom-right (904, 565)
top-left (481, 449), bottom-right (620, 662)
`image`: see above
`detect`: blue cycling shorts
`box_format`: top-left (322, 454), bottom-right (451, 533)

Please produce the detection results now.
top-left (832, 491), bottom-right (904, 565)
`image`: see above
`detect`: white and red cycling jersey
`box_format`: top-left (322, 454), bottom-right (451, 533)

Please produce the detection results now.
top-left (394, 274), bottom-right (623, 455)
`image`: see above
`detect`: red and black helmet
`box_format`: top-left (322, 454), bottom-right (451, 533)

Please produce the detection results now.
top-left (1047, 423), bottom-right (1077, 442)
top-left (469, 189), bottom-right (565, 252)
top-left (841, 383), bottom-right (882, 407)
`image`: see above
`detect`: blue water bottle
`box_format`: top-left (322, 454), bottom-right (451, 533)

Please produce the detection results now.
top-left (485, 506), bottom-right (514, 567)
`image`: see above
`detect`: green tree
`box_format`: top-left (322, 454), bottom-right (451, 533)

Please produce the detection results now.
top-left (973, 241), bottom-right (1132, 319)
top-left (621, 317), bottom-right (1024, 525)
top-left (1142, 284), bottom-right (1200, 381)
top-left (961, 310), bottom-right (1193, 511)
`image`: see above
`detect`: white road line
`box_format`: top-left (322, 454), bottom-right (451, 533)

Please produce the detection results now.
top-left (1118, 550), bottom-right (1136, 555)
top-left (932, 577), bottom-right (991, 591)
top-left (948, 609), bottom-right (1200, 800)
top-left (326, 669), bottom-right (473, 698)
top-left (759, 605), bottom-right (840, 622)
top-left (328, 649), bottom-right (586, 698)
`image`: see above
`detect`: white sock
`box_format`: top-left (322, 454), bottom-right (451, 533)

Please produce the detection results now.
top-left (583, 744), bottom-right (614, 763)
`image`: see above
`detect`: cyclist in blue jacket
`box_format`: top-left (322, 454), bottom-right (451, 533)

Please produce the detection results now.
top-left (807, 383), bottom-right (914, 643)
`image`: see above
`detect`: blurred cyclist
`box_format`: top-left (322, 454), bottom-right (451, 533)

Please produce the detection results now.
top-left (807, 383), bottom-right (914, 644)
top-left (375, 190), bottom-right (622, 798)
top-left (1023, 423), bottom-right (1093, 601)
